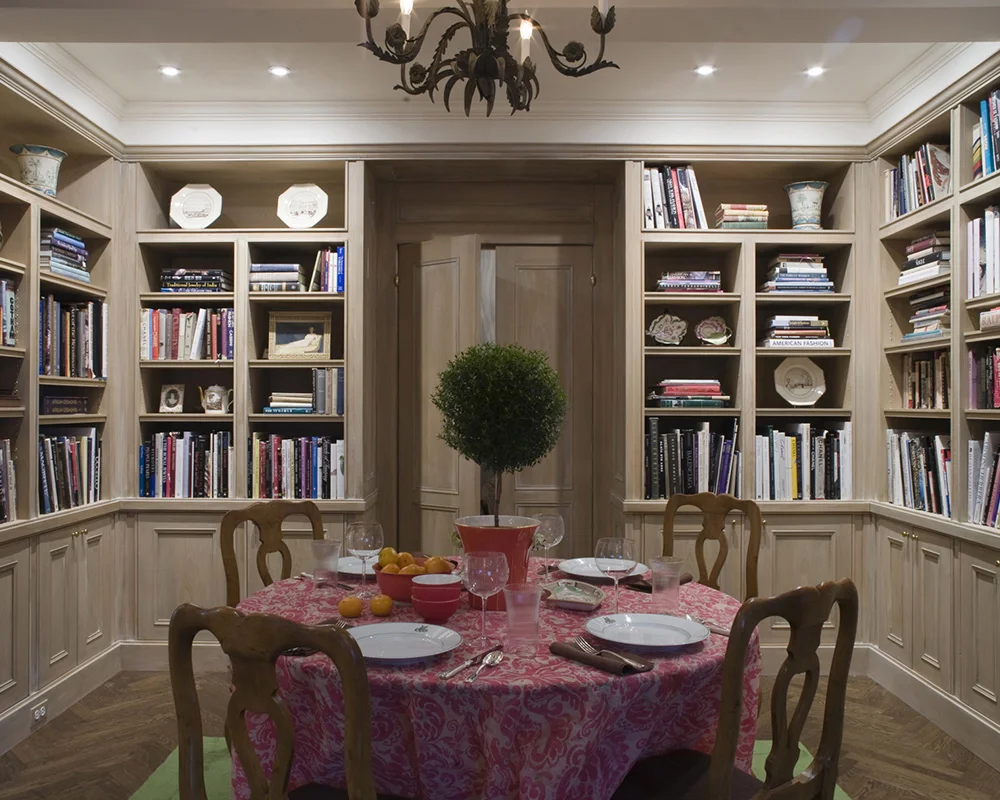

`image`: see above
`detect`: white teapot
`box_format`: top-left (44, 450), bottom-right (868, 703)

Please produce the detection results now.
top-left (199, 384), bottom-right (233, 414)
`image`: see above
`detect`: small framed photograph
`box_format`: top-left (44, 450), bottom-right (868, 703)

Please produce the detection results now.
top-left (268, 311), bottom-right (332, 360)
top-left (159, 384), bottom-right (185, 413)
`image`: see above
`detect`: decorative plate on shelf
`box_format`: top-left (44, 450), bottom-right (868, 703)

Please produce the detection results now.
top-left (647, 313), bottom-right (687, 345)
top-left (774, 356), bottom-right (826, 406)
top-left (694, 316), bottom-right (732, 346)
top-left (277, 183), bottom-right (329, 229)
top-left (169, 184), bottom-right (223, 229)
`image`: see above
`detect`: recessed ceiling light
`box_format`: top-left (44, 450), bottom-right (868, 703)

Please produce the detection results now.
top-left (159, 65), bottom-right (181, 77)
top-left (695, 65), bottom-right (716, 76)
top-left (805, 65), bottom-right (825, 77)
top-left (268, 65), bottom-right (291, 77)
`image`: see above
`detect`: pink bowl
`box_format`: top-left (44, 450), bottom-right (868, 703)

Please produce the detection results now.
top-left (412, 596), bottom-right (461, 624)
top-left (412, 574), bottom-right (463, 602)
top-left (373, 558), bottom-right (428, 602)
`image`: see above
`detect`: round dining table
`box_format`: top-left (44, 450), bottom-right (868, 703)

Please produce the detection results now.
top-left (233, 559), bottom-right (761, 800)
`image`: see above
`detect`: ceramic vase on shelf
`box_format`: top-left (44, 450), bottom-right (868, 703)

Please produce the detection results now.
top-left (9, 144), bottom-right (67, 197)
top-left (784, 180), bottom-right (828, 230)
top-left (454, 515), bottom-right (540, 611)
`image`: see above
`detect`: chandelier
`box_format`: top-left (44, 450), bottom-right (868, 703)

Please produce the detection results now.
top-left (354, 0), bottom-right (618, 116)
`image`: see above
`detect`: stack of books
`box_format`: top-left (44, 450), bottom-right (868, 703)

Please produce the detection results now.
top-left (903, 286), bottom-right (950, 341)
top-left (138, 430), bottom-right (234, 499)
top-left (140, 307), bottom-right (234, 361)
top-left (884, 143), bottom-right (951, 221)
top-left (968, 345), bottom-right (1000, 409)
top-left (160, 268), bottom-right (232, 293)
top-left (39, 295), bottom-right (109, 379)
top-left (886, 429), bottom-right (952, 518)
top-left (250, 263), bottom-right (306, 293)
top-left (715, 204), bottom-right (768, 230)
top-left (38, 427), bottom-right (101, 514)
top-left (0, 280), bottom-right (17, 347)
top-left (40, 228), bottom-right (90, 283)
top-left (760, 315), bottom-right (833, 348)
top-left (759, 254), bottom-right (833, 294)
top-left (755, 422), bottom-right (852, 501)
top-left (967, 207), bottom-right (999, 298)
top-left (641, 165), bottom-right (708, 230)
top-left (308, 246), bottom-right (346, 293)
top-left (898, 232), bottom-right (951, 286)
top-left (981, 306), bottom-right (1000, 332)
top-left (42, 396), bottom-right (88, 415)
top-left (264, 392), bottom-right (312, 414)
top-left (971, 89), bottom-right (999, 181)
top-left (902, 351), bottom-right (950, 409)
top-left (644, 419), bottom-right (740, 500)
top-left (0, 438), bottom-right (16, 523)
top-left (655, 271), bottom-right (722, 292)
top-left (646, 379), bottom-right (729, 409)
top-left (249, 434), bottom-right (346, 499)
top-left (968, 430), bottom-right (1000, 525)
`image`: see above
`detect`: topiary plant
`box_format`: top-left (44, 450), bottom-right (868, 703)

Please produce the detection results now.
top-left (432, 342), bottom-right (567, 527)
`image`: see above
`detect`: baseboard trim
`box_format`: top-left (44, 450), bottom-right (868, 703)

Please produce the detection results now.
top-left (120, 640), bottom-right (227, 671)
top-left (868, 647), bottom-right (1000, 768)
top-left (0, 644), bottom-right (121, 754)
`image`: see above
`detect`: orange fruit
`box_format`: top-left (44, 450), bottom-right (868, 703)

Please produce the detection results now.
top-left (378, 547), bottom-right (398, 568)
top-left (380, 563), bottom-right (400, 574)
top-left (370, 594), bottom-right (393, 617)
top-left (398, 563), bottom-right (426, 576)
top-left (424, 556), bottom-right (452, 574)
top-left (397, 552), bottom-right (416, 569)
top-left (338, 596), bottom-right (364, 618)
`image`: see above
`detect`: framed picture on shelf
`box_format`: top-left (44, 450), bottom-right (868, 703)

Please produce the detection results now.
top-left (159, 384), bottom-right (185, 413)
top-left (267, 311), bottom-right (332, 360)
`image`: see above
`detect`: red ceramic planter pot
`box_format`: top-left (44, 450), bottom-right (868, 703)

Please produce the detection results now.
top-left (455, 515), bottom-right (540, 611)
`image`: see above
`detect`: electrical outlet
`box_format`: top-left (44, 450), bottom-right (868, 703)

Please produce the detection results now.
top-left (30, 700), bottom-right (48, 729)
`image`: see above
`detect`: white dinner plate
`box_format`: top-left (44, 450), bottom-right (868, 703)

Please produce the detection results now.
top-left (557, 557), bottom-right (648, 582)
top-left (337, 556), bottom-right (377, 576)
top-left (585, 613), bottom-right (710, 651)
top-left (348, 623), bottom-right (462, 664)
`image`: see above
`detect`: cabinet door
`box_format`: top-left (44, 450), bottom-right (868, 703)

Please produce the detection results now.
top-left (910, 527), bottom-right (954, 692)
top-left (37, 527), bottom-right (79, 687)
top-left (877, 520), bottom-right (912, 666)
top-left (958, 541), bottom-right (1000, 725)
top-left (77, 518), bottom-right (115, 663)
top-left (643, 513), bottom-right (743, 601)
top-left (756, 515), bottom-right (853, 645)
top-left (0, 539), bottom-right (30, 714)
top-left (245, 514), bottom-right (344, 595)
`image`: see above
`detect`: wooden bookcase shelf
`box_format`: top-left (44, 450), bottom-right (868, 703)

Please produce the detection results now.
top-left (139, 292), bottom-right (235, 304)
top-left (0, 346), bottom-right (25, 360)
top-left (645, 346), bottom-right (738, 357)
top-left (138, 413), bottom-right (234, 423)
top-left (37, 376), bottom-right (107, 387)
top-left (884, 408), bottom-right (951, 419)
top-left (964, 330), bottom-right (1000, 343)
top-left (644, 292), bottom-right (740, 305)
top-left (755, 347), bottom-right (851, 356)
top-left (247, 414), bottom-right (344, 423)
top-left (884, 339), bottom-right (950, 355)
top-left (0, 408), bottom-right (24, 419)
top-left (248, 358), bottom-right (346, 369)
top-left (756, 293), bottom-right (852, 305)
top-left (38, 271), bottom-right (107, 299)
top-left (965, 291), bottom-right (1000, 312)
top-left (884, 274), bottom-right (951, 299)
top-left (248, 293), bottom-right (345, 305)
top-left (0, 256), bottom-right (26, 276)
top-left (139, 360), bottom-right (234, 369)
top-left (38, 414), bottom-right (107, 426)
top-left (643, 407), bottom-right (741, 417)
top-left (757, 408), bottom-right (852, 418)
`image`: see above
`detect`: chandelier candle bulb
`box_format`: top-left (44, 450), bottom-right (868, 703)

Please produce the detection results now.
top-left (400, 0), bottom-right (413, 37)
top-left (520, 18), bottom-right (532, 62)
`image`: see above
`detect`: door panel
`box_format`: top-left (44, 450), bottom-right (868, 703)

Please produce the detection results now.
top-left (38, 528), bottom-right (79, 687)
top-left (959, 542), bottom-right (1000, 724)
top-left (911, 528), bottom-right (953, 691)
top-left (877, 520), bottom-right (912, 666)
top-left (245, 515), bottom-right (344, 595)
top-left (496, 245), bottom-right (593, 557)
top-left (0, 539), bottom-right (29, 714)
top-left (643, 513), bottom-right (743, 600)
top-left (78, 518), bottom-right (115, 663)
top-left (398, 237), bottom-right (480, 556)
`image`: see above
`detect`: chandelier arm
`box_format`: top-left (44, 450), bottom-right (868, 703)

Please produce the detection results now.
top-left (509, 11), bottom-right (617, 76)
top-left (359, 6), bottom-right (470, 65)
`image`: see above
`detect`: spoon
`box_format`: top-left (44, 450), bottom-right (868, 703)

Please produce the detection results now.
top-left (465, 649), bottom-right (503, 682)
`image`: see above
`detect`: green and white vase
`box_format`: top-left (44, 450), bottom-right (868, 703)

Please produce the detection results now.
top-left (785, 180), bottom-right (828, 230)
top-left (10, 144), bottom-right (67, 197)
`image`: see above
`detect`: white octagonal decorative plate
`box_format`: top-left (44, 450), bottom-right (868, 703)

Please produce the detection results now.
top-left (169, 184), bottom-right (222, 230)
top-left (277, 183), bottom-right (329, 229)
top-left (774, 356), bottom-right (826, 407)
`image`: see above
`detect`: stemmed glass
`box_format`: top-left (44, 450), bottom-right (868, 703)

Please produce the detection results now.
top-left (594, 537), bottom-right (637, 614)
top-left (533, 514), bottom-right (565, 579)
top-left (345, 521), bottom-right (384, 599)
top-left (462, 551), bottom-right (509, 647)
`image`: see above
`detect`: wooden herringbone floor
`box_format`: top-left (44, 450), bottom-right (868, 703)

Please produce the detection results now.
top-left (0, 673), bottom-right (996, 799)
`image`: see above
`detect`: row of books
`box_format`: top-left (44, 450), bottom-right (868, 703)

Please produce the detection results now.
top-left (249, 434), bottom-right (346, 500)
top-left (0, 439), bottom-right (16, 523)
top-left (250, 263), bottom-right (306, 293)
top-left (966, 208), bottom-right (1000, 298)
top-left (759, 254), bottom-right (833, 294)
top-left (902, 351), bottom-right (950, 410)
top-left (716, 203), bottom-right (767, 230)
top-left (971, 89), bottom-right (1000, 181)
top-left (308, 246), bottom-right (346, 293)
top-left (40, 228), bottom-right (90, 284)
top-left (760, 315), bottom-right (833, 349)
top-left (754, 423), bottom-right (852, 501)
top-left (646, 378), bottom-right (729, 409)
top-left (643, 418), bottom-right (741, 500)
top-left (138, 431), bottom-right (235, 498)
top-left (898, 232), bottom-right (950, 286)
top-left (261, 367), bottom-right (344, 415)
top-left (42, 395), bottom-right (88, 415)
top-left (38, 296), bottom-right (109, 379)
top-left (883, 142), bottom-right (951, 222)
top-left (886, 429), bottom-right (952, 518)
top-left (160, 268), bottom-right (232, 293)
top-left (139, 307), bottom-right (234, 361)
top-left (968, 346), bottom-right (1000, 409)
top-left (641, 165), bottom-right (708, 230)
top-left (38, 429), bottom-right (101, 515)
top-left (654, 271), bottom-right (722, 293)
top-left (0, 280), bottom-right (17, 347)
top-left (968, 430), bottom-right (1000, 526)
top-left (903, 285), bottom-right (950, 342)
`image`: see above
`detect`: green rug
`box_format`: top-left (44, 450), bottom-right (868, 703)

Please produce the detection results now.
top-left (133, 737), bottom-right (850, 799)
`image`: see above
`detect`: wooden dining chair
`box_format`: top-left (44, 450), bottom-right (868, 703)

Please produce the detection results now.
top-left (169, 603), bottom-right (378, 800)
top-left (612, 578), bottom-right (859, 800)
top-left (221, 499), bottom-right (326, 606)
top-left (661, 492), bottom-right (763, 601)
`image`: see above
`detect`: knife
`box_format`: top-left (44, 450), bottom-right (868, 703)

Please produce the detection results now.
top-left (438, 644), bottom-right (502, 679)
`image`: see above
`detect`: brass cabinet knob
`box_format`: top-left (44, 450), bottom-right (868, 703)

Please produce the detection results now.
top-left (996, 560), bottom-right (1000, 568)
top-left (81, 528), bottom-right (87, 536)
top-left (71, 530), bottom-right (77, 538)
top-left (912, 534), bottom-right (919, 541)
top-left (901, 531), bottom-right (909, 538)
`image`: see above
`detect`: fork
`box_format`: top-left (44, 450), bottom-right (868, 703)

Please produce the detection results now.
top-left (282, 619), bottom-right (350, 657)
top-left (573, 636), bottom-right (649, 671)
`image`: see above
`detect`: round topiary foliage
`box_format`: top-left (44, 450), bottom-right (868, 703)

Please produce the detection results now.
top-left (432, 342), bottom-right (567, 524)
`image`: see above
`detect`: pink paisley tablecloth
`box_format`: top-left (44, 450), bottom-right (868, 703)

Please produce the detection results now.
top-left (234, 560), bottom-right (760, 800)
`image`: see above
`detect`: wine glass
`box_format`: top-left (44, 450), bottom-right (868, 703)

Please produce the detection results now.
top-left (462, 551), bottom-right (509, 647)
top-left (345, 521), bottom-right (384, 599)
top-left (594, 537), bottom-right (637, 614)
top-left (533, 514), bottom-right (565, 579)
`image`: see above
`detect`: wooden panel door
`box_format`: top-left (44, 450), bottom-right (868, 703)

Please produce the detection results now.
top-left (0, 539), bottom-right (29, 714)
top-left (77, 518), bottom-right (115, 663)
top-left (958, 541), bottom-right (1000, 724)
top-left (37, 527), bottom-right (79, 687)
top-left (642, 513), bottom-right (743, 600)
top-left (877, 520), bottom-right (912, 666)
top-left (398, 237), bottom-right (480, 556)
top-left (910, 527), bottom-right (954, 691)
top-left (496, 245), bottom-right (593, 557)
top-left (245, 514), bottom-right (344, 595)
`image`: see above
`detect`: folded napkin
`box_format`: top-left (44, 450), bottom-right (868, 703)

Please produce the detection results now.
top-left (623, 572), bottom-right (694, 593)
top-left (549, 642), bottom-right (654, 675)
